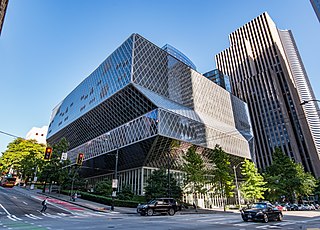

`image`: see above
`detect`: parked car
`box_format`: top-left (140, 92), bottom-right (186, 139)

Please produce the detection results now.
top-left (240, 202), bottom-right (283, 223)
top-left (288, 204), bottom-right (298, 211)
top-left (297, 204), bottom-right (307, 211)
top-left (137, 198), bottom-right (180, 216)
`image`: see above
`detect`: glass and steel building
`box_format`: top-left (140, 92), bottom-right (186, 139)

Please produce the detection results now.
top-left (203, 69), bottom-right (231, 92)
top-left (162, 44), bottom-right (197, 70)
top-left (0, 0), bottom-right (9, 36)
top-left (47, 34), bottom-right (253, 197)
top-left (216, 12), bottom-right (320, 177)
top-left (310, 0), bottom-right (320, 22)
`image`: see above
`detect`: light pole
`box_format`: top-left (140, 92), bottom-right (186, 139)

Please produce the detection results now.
top-left (300, 99), bottom-right (320, 105)
top-left (30, 165), bottom-right (38, 190)
top-left (233, 162), bottom-right (243, 207)
top-left (111, 146), bottom-right (119, 211)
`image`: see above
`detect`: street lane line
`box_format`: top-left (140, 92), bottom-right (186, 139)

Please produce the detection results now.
top-left (0, 203), bottom-right (11, 215)
top-left (11, 215), bottom-right (22, 220)
top-left (7, 215), bottom-right (17, 221)
top-left (23, 201), bottom-right (28, 205)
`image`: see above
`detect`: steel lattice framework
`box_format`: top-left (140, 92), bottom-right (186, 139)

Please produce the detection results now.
top-left (47, 34), bottom-right (253, 194)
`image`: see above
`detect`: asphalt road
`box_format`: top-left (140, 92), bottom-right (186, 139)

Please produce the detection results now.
top-left (0, 187), bottom-right (320, 230)
top-left (0, 186), bottom-right (72, 217)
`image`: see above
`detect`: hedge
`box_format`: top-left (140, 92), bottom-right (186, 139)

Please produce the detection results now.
top-left (61, 190), bottom-right (141, 208)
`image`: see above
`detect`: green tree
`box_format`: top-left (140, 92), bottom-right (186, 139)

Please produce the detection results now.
top-left (182, 145), bottom-right (207, 201)
top-left (144, 169), bottom-right (182, 200)
top-left (264, 148), bottom-right (317, 202)
top-left (117, 185), bottom-right (134, 200)
top-left (314, 178), bottom-right (320, 198)
top-left (40, 138), bottom-right (71, 191)
top-left (209, 145), bottom-right (235, 211)
top-left (0, 138), bottom-right (46, 182)
top-left (240, 159), bottom-right (267, 203)
top-left (95, 179), bottom-right (112, 196)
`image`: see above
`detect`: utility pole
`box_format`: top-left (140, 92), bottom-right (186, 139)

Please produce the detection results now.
top-left (111, 147), bottom-right (119, 211)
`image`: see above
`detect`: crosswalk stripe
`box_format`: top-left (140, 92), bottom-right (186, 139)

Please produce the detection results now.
top-left (11, 215), bottom-right (22, 220)
top-left (25, 214), bottom-right (38, 220)
top-left (7, 215), bottom-right (17, 221)
top-left (57, 213), bottom-right (68, 216)
top-left (29, 214), bottom-right (42, 219)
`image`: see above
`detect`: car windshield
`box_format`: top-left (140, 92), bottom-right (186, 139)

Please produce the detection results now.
top-left (147, 199), bottom-right (157, 204)
top-left (251, 203), bottom-right (267, 209)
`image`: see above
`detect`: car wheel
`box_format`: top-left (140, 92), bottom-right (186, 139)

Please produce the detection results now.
top-left (168, 208), bottom-right (175, 216)
top-left (147, 209), bottom-right (154, 216)
top-left (263, 214), bottom-right (268, 223)
top-left (277, 213), bottom-right (283, 221)
top-left (242, 218), bottom-right (248, 222)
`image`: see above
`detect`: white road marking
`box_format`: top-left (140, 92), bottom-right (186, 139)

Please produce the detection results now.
top-left (23, 201), bottom-right (28, 205)
top-left (25, 214), bottom-right (38, 220)
top-left (11, 215), bottom-right (22, 220)
top-left (7, 215), bottom-right (17, 221)
top-left (57, 213), bottom-right (68, 216)
top-left (29, 214), bottom-right (42, 219)
top-left (0, 203), bottom-right (11, 215)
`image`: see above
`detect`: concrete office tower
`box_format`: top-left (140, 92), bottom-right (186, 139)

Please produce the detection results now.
top-left (47, 34), bottom-right (253, 196)
top-left (310, 0), bottom-right (320, 22)
top-left (216, 12), bottom-right (320, 177)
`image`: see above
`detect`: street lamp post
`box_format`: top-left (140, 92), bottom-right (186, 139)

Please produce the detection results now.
top-left (233, 162), bottom-right (243, 207)
top-left (111, 146), bottom-right (119, 211)
top-left (300, 99), bottom-right (320, 105)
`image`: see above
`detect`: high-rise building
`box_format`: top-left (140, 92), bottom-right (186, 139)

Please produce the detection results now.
top-left (0, 0), bottom-right (8, 36)
top-left (310, 0), bottom-right (320, 22)
top-left (26, 126), bottom-right (48, 145)
top-left (203, 69), bottom-right (231, 92)
top-left (47, 34), bottom-right (253, 199)
top-left (216, 12), bottom-right (320, 177)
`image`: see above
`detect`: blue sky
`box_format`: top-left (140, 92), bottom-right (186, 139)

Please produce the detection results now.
top-left (0, 0), bottom-right (319, 154)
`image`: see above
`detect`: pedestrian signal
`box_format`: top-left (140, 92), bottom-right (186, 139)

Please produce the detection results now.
top-left (76, 153), bottom-right (84, 165)
top-left (44, 147), bottom-right (53, 160)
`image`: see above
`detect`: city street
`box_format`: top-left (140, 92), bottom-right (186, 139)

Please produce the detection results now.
top-left (0, 187), bottom-right (320, 230)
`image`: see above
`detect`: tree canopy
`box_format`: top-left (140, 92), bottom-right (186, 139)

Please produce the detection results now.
top-left (264, 148), bottom-right (317, 202)
top-left (240, 159), bottom-right (267, 203)
top-left (182, 145), bottom-right (207, 196)
top-left (209, 145), bottom-right (235, 211)
top-left (0, 138), bottom-right (46, 181)
top-left (144, 169), bottom-right (182, 200)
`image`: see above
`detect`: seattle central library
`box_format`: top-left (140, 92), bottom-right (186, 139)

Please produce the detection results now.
top-left (47, 34), bottom-right (253, 206)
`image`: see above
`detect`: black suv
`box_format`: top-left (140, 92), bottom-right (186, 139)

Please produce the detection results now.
top-left (240, 202), bottom-right (283, 223)
top-left (137, 198), bottom-right (179, 216)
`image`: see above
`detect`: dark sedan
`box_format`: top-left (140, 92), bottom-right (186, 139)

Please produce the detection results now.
top-left (137, 198), bottom-right (179, 216)
top-left (240, 202), bottom-right (283, 223)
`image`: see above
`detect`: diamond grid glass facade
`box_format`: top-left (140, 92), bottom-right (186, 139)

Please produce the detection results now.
top-left (47, 34), bottom-right (253, 196)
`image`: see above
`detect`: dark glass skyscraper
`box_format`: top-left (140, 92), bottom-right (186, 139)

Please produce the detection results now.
top-left (310, 0), bottom-right (320, 22)
top-left (203, 69), bottom-right (231, 92)
top-left (216, 13), bottom-right (320, 177)
top-left (47, 34), bottom-right (253, 198)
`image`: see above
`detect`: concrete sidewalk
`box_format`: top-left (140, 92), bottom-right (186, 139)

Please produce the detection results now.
top-left (15, 186), bottom-right (238, 215)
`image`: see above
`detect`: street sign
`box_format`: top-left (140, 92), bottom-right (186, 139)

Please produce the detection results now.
top-left (112, 179), bottom-right (118, 188)
top-left (61, 152), bottom-right (68, 160)
top-left (112, 191), bottom-right (117, 197)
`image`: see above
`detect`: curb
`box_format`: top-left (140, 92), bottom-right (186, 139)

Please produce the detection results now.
top-left (37, 192), bottom-right (111, 213)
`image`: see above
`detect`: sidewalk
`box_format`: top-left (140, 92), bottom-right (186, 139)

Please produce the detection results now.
top-left (15, 186), bottom-right (238, 215)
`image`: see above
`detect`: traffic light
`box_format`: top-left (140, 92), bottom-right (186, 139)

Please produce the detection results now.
top-left (44, 147), bottom-right (53, 160)
top-left (76, 153), bottom-right (84, 165)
